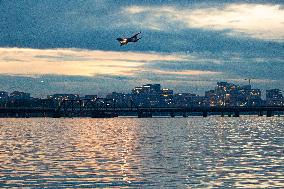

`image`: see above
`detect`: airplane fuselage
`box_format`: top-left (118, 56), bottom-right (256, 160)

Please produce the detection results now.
top-left (117, 32), bottom-right (142, 46)
top-left (117, 38), bottom-right (128, 46)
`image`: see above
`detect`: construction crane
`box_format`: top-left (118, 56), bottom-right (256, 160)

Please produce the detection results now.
top-left (245, 78), bottom-right (253, 85)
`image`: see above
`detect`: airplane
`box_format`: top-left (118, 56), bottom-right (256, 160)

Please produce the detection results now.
top-left (116, 31), bottom-right (142, 46)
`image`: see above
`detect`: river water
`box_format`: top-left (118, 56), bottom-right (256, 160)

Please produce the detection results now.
top-left (0, 117), bottom-right (283, 188)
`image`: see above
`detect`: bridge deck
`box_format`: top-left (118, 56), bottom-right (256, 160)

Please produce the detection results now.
top-left (1, 106), bottom-right (284, 113)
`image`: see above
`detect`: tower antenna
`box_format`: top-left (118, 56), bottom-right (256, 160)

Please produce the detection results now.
top-left (245, 78), bottom-right (252, 85)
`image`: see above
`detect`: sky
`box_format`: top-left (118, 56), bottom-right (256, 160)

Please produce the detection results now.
top-left (0, 0), bottom-right (283, 97)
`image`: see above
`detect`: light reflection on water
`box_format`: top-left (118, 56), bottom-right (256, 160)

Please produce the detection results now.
top-left (0, 117), bottom-right (283, 188)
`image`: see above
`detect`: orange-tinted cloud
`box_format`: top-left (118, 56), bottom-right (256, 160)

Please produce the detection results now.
top-left (0, 48), bottom-right (188, 77)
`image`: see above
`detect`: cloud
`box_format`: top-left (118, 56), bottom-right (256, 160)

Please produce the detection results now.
top-left (0, 48), bottom-right (188, 77)
top-left (152, 69), bottom-right (221, 76)
top-left (228, 78), bottom-right (278, 84)
top-left (125, 3), bottom-right (284, 41)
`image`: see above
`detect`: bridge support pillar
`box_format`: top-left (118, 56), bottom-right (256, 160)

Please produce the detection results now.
top-left (267, 110), bottom-right (273, 117)
top-left (91, 111), bottom-right (114, 118)
top-left (182, 112), bottom-right (187, 117)
top-left (258, 111), bottom-right (263, 116)
top-left (138, 111), bottom-right (152, 118)
top-left (53, 111), bottom-right (61, 118)
top-left (203, 111), bottom-right (208, 117)
top-left (233, 111), bottom-right (240, 117)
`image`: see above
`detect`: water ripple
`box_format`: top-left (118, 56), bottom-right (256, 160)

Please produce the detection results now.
top-left (0, 117), bottom-right (283, 188)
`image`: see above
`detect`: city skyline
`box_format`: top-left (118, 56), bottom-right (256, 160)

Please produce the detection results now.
top-left (1, 1), bottom-right (284, 97)
top-left (1, 81), bottom-right (283, 102)
top-left (1, 81), bottom-right (283, 119)
top-left (0, 81), bottom-right (274, 97)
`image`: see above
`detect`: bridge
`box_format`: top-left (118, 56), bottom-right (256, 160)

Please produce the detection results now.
top-left (0, 98), bottom-right (284, 118)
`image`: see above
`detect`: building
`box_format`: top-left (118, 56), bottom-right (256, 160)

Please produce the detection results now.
top-left (173, 93), bottom-right (203, 107)
top-left (83, 95), bottom-right (97, 100)
top-left (247, 89), bottom-right (262, 106)
top-left (266, 89), bottom-right (283, 99)
top-left (204, 82), bottom-right (264, 107)
top-left (47, 94), bottom-right (79, 101)
top-left (10, 91), bottom-right (30, 100)
top-left (205, 90), bottom-right (217, 106)
top-left (106, 92), bottom-right (132, 107)
top-left (266, 89), bottom-right (284, 106)
top-left (132, 84), bottom-right (161, 95)
top-left (160, 88), bottom-right (174, 106)
top-left (214, 82), bottom-right (237, 106)
top-left (0, 91), bottom-right (9, 101)
top-left (7, 91), bottom-right (31, 107)
top-left (132, 84), bottom-right (162, 107)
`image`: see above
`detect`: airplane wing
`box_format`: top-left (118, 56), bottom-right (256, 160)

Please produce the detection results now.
top-left (136, 37), bottom-right (142, 41)
top-left (131, 31), bottom-right (141, 38)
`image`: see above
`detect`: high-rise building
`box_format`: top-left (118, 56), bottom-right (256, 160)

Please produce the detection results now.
top-left (214, 82), bottom-right (236, 106)
top-left (131, 84), bottom-right (161, 95)
top-left (205, 90), bottom-right (217, 106)
top-left (131, 84), bottom-right (162, 107)
top-left (247, 89), bottom-right (262, 106)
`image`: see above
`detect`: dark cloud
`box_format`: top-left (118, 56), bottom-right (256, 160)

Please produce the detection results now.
top-left (0, 0), bottom-right (283, 96)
